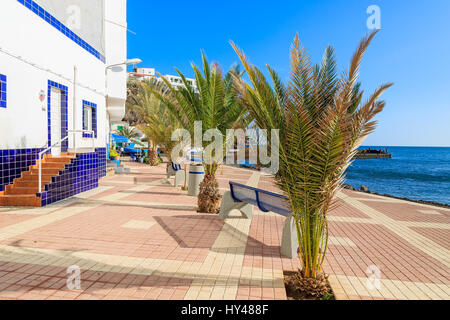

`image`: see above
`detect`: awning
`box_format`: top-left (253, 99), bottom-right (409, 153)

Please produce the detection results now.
top-left (111, 134), bottom-right (129, 142)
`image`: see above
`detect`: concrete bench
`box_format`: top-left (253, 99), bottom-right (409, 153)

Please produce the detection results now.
top-left (167, 162), bottom-right (186, 187)
top-left (167, 161), bottom-right (181, 178)
top-left (219, 181), bottom-right (298, 258)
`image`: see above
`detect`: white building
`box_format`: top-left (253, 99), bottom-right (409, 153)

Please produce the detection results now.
top-left (0, 0), bottom-right (130, 207)
top-left (128, 68), bottom-right (198, 92)
top-left (163, 74), bottom-right (197, 91)
top-left (128, 67), bottom-right (157, 81)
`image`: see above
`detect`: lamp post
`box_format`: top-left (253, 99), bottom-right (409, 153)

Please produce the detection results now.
top-left (106, 58), bottom-right (142, 71)
top-left (105, 58), bottom-right (142, 158)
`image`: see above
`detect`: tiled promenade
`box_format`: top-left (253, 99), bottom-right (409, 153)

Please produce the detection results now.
top-left (0, 162), bottom-right (448, 300)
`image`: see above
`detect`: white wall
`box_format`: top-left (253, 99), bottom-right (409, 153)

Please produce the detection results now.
top-left (136, 68), bottom-right (156, 76)
top-left (105, 0), bottom-right (127, 124)
top-left (35, 0), bottom-right (105, 56)
top-left (0, 0), bottom-right (111, 150)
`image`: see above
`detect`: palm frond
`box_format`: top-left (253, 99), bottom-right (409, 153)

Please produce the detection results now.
top-left (231, 31), bottom-right (391, 279)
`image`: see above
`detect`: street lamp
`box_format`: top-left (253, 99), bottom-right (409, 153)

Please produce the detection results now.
top-left (105, 57), bottom-right (142, 90)
top-left (106, 58), bottom-right (142, 70)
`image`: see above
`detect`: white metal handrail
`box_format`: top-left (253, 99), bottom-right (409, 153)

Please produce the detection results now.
top-left (38, 130), bottom-right (95, 193)
top-left (69, 129), bottom-right (95, 154)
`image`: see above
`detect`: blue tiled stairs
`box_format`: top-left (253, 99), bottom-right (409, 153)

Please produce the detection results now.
top-left (0, 153), bottom-right (75, 207)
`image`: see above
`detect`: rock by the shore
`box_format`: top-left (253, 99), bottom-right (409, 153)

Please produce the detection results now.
top-left (342, 184), bottom-right (450, 209)
top-left (343, 184), bottom-right (357, 191)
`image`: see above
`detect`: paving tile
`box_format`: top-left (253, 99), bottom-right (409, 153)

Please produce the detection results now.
top-left (0, 162), bottom-right (448, 300)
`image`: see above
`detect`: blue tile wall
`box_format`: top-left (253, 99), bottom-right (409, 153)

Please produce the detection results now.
top-left (82, 100), bottom-right (97, 138)
top-left (39, 148), bottom-right (106, 206)
top-left (48, 81), bottom-right (68, 152)
top-left (0, 148), bottom-right (43, 192)
top-left (0, 74), bottom-right (6, 108)
top-left (17, 0), bottom-right (106, 63)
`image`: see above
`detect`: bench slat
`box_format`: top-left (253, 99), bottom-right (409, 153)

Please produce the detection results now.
top-left (230, 183), bottom-right (259, 207)
top-left (229, 181), bottom-right (291, 216)
top-left (171, 162), bottom-right (182, 171)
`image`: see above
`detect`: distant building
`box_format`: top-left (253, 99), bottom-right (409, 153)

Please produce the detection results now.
top-left (128, 68), bottom-right (198, 92)
top-left (162, 74), bottom-right (197, 91)
top-left (128, 68), bottom-right (156, 81)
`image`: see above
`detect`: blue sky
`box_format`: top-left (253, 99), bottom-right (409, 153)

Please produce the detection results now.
top-left (127, 0), bottom-right (450, 147)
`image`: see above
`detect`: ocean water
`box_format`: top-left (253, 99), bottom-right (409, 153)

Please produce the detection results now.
top-left (345, 146), bottom-right (450, 205)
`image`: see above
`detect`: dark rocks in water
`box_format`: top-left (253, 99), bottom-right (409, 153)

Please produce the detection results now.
top-left (342, 184), bottom-right (450, 209)
top-left (353, 149), bottom-right (392, 159)
top-left (342, 184), bottom-right (357, 191)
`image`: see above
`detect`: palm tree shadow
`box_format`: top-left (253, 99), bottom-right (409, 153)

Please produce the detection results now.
top-left (153, 214), bottom-right (283, 257)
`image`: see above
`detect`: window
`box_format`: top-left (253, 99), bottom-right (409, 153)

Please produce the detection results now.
top-left (83, 105), bottom-right (92, 130)
top-left (82, 100), bottom-right (97, 138)
top-left (0, 74), bottom-right (6, 108)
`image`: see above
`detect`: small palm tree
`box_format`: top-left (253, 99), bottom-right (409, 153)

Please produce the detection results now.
top-left (115, 125), bottom-right (139, 140)
top-left (231, 30), bottom-right (392, 294)
top-left (126, 79), bottom-right (169, 165)
top-left (137, 86), bottom-right (180, 163)
top-left (152, 52), bottom-right (248, 213)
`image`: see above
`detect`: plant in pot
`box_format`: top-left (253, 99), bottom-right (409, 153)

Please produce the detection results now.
top-left (109, 148), bottom-right (120, 161)
top-left (231, 30), bottom-right (392, 298)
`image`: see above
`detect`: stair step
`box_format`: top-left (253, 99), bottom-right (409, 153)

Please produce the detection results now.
top-left (5, 187), bottom-right (39, 195)
top-left (22, 171), bottom-right (55, 178)
top-left (30, 168), bottom-right (62, 175)
top-left (13, 180), bottom-right (48, 188)
top-left (42, 158), bottom-right (72, 164)
top-left (0, 154), bottom-right (76, 208)
top-left (18, 174), bottom-right (53, 182)
top-left (0, 195), bottom-right (41, 207)
top-left (32, 162), bottom-right (66, 170)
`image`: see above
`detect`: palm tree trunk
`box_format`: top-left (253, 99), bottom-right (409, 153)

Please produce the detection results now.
top-left (145, 136), bottom-right (159, 166)
top-left (198, 163), bottom-right (221, 213)
top-left (294, 208), bottom-right (328, 279)
top-left (148, 148), bottom-right (159, 166)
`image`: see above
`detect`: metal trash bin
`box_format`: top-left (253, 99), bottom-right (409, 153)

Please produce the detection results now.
top-left (188, 164), bottom-right (205, 196)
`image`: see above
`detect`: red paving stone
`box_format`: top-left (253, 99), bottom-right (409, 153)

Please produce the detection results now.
top-left (0, 214), bottom-right (37, 228)
top-left (88, 185), bottom-right (136, 200)
top-left (328, 200), bottom-right (373, 219)
top-left (0, 161), bottom-right (449, 300)
top-left (410, 227), bottom-right (450, 250)
top-left (0, 261), bottom-right (192, 300)
top-left (327, 221), bottom-right (449, 284)
top-left (340, 189), bottom-right (375, 198)
top-left (359, 200), bottom-right (450, 224)
top-left (122, 186), bottom-right (197, 205)
top-left (2, 204), bottom-right (222, 262)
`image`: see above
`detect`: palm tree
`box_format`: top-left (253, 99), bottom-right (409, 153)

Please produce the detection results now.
top-left (137, 85), bottom-right (181, 164)
top-left (126, 79), bottom-right (170, 165)
top-left (114, 125), bottom-right (139, 139)
top-left (152, 52), bottom-right (248, 213)
top-left (231, 30), bottom-right (392, 294)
